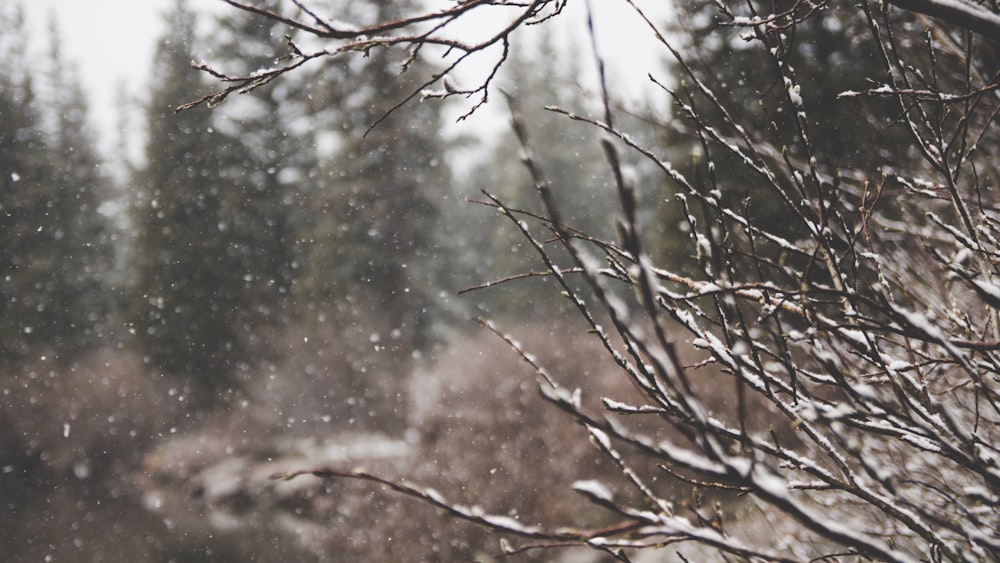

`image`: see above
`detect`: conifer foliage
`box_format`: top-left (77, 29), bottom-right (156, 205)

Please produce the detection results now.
top-left (0, 4), bottom-right (111, 366)
top-left (288, 0), bottom-right (454, 430)
top-left (296, 0), bottom-right (451, 349)
top-left (210, 0), bottom-right (318, 321)
top-left (129, 1), bottom-right (252, 399)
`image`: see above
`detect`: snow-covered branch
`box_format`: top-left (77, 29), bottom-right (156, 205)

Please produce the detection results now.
top-left (885, 0), bottom-right (1000, 38)
top-left (195, 0), bottom-right (1000, 560)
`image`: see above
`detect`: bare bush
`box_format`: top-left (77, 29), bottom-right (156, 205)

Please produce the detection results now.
top-left (0, 349), bottom-right (187, 562)
top-left (237, 320), bottom-right (412, 438)
top-left (191, 0), bottom-right (1000, 561)
top-left (1, 348), bottom-right (179, 481)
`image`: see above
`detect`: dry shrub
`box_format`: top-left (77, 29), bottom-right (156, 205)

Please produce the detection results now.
top-left (0, 348), bottom-right (187, 562)
top-left (120, 319), bottom-right (654, 561)
top-left (1, 347), bottom-right (180, 481)
top-left (349, 319), bottom-right (687, 559)
top-left (371, 317), bottom-right (797, 560)
top-left (235, 319), bottom-right (412, 439)
top-left (28, 319), bottom-right (795, 562)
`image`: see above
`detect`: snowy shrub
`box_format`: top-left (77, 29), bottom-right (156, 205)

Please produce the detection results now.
top-left (194, 0), bottom-right (1000, 560)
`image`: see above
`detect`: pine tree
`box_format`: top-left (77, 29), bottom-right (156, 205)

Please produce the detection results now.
top-left (129, 1), bottom-right (251, 402)
top-left (297, 0), bottom-right (452, 348)
top-left (0, 4), bottom-right (50, 365)
top-left (43, 16), bottom-right (114, 355)
top-left (0, 4), bottom-right (111, 365)
top-left (209, 0), bottom-right (318, 323)
top-left (291, 0), bottom-right (454, 430)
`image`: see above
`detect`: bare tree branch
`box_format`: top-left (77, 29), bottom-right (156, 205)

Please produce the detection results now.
top-left (885, 0), bottom-right (1000, 39)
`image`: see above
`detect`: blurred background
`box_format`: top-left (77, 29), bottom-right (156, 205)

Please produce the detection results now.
top-left (1, 1), bottom-right (676, 560)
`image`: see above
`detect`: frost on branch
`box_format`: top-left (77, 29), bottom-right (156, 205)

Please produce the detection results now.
top-left (193, 0), bottom-right (1000, 560)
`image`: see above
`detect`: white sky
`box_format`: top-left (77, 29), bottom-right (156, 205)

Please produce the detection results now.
top-left (23, 0), bottom-right (671, 165)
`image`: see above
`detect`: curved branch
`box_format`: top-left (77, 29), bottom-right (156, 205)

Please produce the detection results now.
top-left (885, 0), bottom-right (1000, 39)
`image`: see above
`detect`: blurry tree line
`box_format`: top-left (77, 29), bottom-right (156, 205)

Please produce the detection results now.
top-left (1, 0), bottom-right (964, 438)
top-left (0, 0), bottom-right (616, 422)
top-left (1, 0), bottom-right (943, 443)
top-left (0, 5), bottom-right (112, 366)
